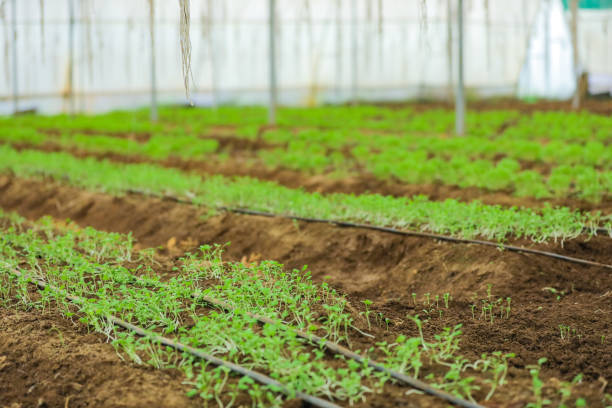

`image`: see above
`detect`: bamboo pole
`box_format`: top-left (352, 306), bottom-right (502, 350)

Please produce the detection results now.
top-left (455, 0), bottom-right (465, 136)
top-left (149, 0), bottom-right (158, 121)
top-left (335, 0), bottom-right (342, 100)
top-left (68, 0), bottom-right (75, 115)
top-left (268, 0), bottom-right (277, 125)
top-left (10, 0), bottom-right (18, 114)
top-left (350, 0), bottom-right (358, 104)
top-left (570, 0), bottom-right (580, 109)
top-left (544, 0), bottom-right (551, 93)
top-left (446, 0), bottom-right (453, 101)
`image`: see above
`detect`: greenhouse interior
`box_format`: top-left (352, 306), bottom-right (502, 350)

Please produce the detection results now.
top-left (0, 1), bottom-right (611, 408)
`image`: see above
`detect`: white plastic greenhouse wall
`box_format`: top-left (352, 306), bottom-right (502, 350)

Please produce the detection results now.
top-left (0, 0), bottom-right (611, 114)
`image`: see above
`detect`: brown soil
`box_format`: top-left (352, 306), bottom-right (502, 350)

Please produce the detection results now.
top-left (0, 175), bottom-right (610, 407)
top-left (40, 128), bottom-right (152, 143)
top-left (0, 307), bottom-right (199, 408)
top-left (40, 128), bottom-right (278, 155)
top-left (0, 223), bottom-right (474, 408)
top-left (9, 142), bottom-right (612, 215)
top-left (4, 101), bottom-right (611, 407)
top-left (382, 97), bottom-right (612, 115)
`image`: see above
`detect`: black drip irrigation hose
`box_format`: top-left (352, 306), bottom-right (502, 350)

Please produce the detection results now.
top-left (197, 295), bottom-right (485, 408)
top-left (229, 208), bottom-right (612, 271)
top-left (126, 190), bottom-right (612, 271)
top-left (6, 266), bottom-right (485, 408)
top-left (6, 268), bottom-right (342, 408)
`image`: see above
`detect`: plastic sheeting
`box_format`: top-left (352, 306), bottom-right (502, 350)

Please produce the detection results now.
top-left (518, 0), bottom-right (576, 99)
top-left (0, 0), bottom-right (610, 114)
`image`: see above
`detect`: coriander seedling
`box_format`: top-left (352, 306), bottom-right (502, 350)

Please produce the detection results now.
top-left (443, 293), bottom-right (450, 308)
top-left (362, 299), bottom-right (373, 330)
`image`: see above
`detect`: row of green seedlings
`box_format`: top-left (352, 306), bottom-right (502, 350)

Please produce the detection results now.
top-left (541, 288), bottom-right (608, 345)
top-left (3, 120), bottom-right (611, 202)
top-left (402, 285), bottom-right (512, 325)
top-left (406, 287), bottom-right (605, 346)
top-left (0, 105), bottom-right (508, 138)
top-left (9, 105), bottom-right (606, 143)
top-left (160, 106), bottom-right (612, 143)
top-left (0, 217), bottom-right (468, 402)
top-left (0, 126), bottom-right (220, 161)
top-left (0, 215), bottom-right (372, 405)
top-left (8, 107), bottom-right (611, 169)
top-left (1, 144), bottom-right (606, 243)
top-left (556, 324), bottom-right (604, 345)
top-left (258, 138), bottom-right (612, 202)
top-left (0, 212), bottom-right (574, 405)
top-left (259, 126), bottom-right (612, 167)
top-left (358, 290), bottom-right (594, 406)
top-left (470, 285), bottom-right (512, 324)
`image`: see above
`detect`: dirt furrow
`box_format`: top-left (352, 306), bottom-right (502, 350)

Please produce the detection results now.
top-left (0, 307), bottom-right (198, 408)
top-left (0, 175), bottom-right (610, 390)
top-left (7, 142), bottom-right (612, 214)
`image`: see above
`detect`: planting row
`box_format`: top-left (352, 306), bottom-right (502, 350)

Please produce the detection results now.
top-left (2, 107), bottom-right (611, 201)
top-left (259, 128), bottom-right (612, 168)
top-left (4, 125), bottom-right (611, 202)
top-left (7, 105), bottom-right (606, 141)
top-left (0, 212), bottom-right (594, 406)
top-left (0, 145), bottom-right (607, 242)
top-left (13, 105), bottom-right (605, 142)
top-left (258, 137), bottom-right (612, 201)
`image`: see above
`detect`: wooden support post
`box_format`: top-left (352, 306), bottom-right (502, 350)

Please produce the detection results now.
top-left (149, 0), bottom-right (158, 121)
top-left (455, 0), bottom-right (465, 136)
top-left (11, 0), bottom-right (18, 114)
top-left (268, 0), bottom-right (277, 125)
top-left (570, 0), bottom-right (581, 109)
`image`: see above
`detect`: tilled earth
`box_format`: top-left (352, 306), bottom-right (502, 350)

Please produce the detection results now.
top-left (0, 174), bottom-right (610, 407)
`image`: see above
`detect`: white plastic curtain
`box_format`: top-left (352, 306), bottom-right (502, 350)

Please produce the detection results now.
top-left (518, 0), bottom-right (577, 99)
top-left (0, 0), bottom-right (610, 114)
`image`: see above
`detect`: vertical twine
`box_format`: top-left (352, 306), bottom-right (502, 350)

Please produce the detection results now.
top-left (178, 0), bottom-right (193, 103)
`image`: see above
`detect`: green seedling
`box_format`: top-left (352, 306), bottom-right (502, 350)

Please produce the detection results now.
top-left (559, 325), bottom-right (580, 342)
top-left (362, 299), bottom-right (373, 331)
top-left (291, 219), bottom-right (301, 232)
top-left (542, 287), bottom-right (566, 301)
top-left (0, 144), bottom-right (603, 244)
top-left (526, 358), bottom-right (551, 408)
top-left (443, 293), bottom-right (450, 309)
top-left (407, 315), bottom-right (428, 351)
top-left (48, 325), bottom-right (66, 348)
top-left (0, 199), bottom-right (602, 406)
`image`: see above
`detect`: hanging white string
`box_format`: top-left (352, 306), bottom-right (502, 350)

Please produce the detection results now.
top-left (178, 0), bottom-right (193, 104)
